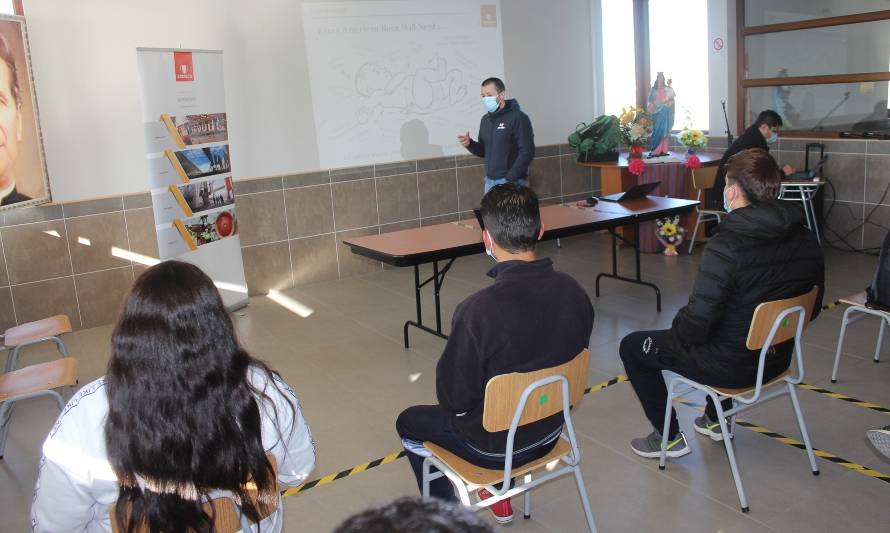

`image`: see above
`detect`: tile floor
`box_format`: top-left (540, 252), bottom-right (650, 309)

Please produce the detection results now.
top-left (2, 232), bottom-right (889, 532)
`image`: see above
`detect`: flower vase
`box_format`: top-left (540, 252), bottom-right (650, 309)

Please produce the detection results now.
top-left (629, 144), bottom-right (644, 159)
top-left (663, 243), bottom-right (678, 256)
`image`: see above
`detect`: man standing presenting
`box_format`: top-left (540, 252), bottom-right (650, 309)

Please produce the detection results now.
top-left (458, 77), bottom-right (535, 194)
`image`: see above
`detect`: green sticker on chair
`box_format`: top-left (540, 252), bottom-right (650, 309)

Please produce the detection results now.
top-left (781, 318), bottom-right (789, 328)
top-left (538, 393), bottom-right (549, 405)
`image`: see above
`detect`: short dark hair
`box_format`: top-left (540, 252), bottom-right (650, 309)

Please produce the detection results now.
top-left (333, 497), bottom-right (493, 533)
top-left (480, 183), bottom-right (541, 253)
top-left (754, 110), bottom-right (783, 129)
top-left (0, 34), bottom-right (19, 108)
top-left (481, 77), bottom-right (505, 93)
top-left (724, 148), bottom-right (782, 203)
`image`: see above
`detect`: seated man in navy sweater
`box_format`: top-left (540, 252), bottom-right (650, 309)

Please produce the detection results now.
top-left (396, 183), bottom-right (594, 524)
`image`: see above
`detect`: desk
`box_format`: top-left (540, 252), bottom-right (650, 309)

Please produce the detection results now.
top-left (579, 152), bottom-right (721, 248)
top-left (344, 197), bottom-right (698, 347)
top-left (779, 180), bottom-right (824, 245)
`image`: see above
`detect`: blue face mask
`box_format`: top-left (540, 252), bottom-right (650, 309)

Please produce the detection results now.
top-left (482, 95), bottom-right (499, 113)
top-left (766, 131), bottom-right (778, 144)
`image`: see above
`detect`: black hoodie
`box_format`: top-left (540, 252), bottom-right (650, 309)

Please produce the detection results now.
top-left (663, 201), bottom-right (824, 383)
top-left (466, 99), bottom-right (535, 182)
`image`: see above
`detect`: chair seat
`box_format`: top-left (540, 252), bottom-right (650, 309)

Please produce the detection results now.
top-left (3, 315), bottom-right (72, 347)
top-left (708, 369), bottom-right (791, 397)
top-left (699, 208), bottom-right (725, 216)
top-left (839, 291), bottom-right (868, 308)
top-left (423, 438), bottom-right (571, 487)
top-left (0, 358), bottom-right (78, 401)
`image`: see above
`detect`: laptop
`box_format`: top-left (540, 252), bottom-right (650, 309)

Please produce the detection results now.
top-left (786, 155), bottom-right (829, 180)
top-left (598, 181), bottom-right (661, 202)
top-left (473, 208), bottom-right (485, 230)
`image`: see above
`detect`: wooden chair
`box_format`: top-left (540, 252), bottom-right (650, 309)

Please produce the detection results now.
top-left (0, 357), bottom-right (79, 459)
top-left (2, 314), bottom-right (73, 372)
top-left (831, 291), bottom-right (887, 383)
top-left (658, 287), bottom-right (820, 513)
top-left (421, 349), bottom-right (597, 532)
top-left (686, 166), bottom-right (724, 255)
top-left (110, 456), bottom-right (279, 533)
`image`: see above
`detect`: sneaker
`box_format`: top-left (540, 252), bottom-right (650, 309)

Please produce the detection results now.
top-left (867, 425), bottom-right (890, 459)
top-left (478, 487), bottom-right (514, 524)
top-left (693, 414), bottom-right (724, 441)
top-left (630, 430), bottom-right (692, 459)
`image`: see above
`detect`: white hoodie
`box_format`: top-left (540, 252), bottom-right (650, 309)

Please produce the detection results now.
top-left (30, 368), bottom-right (316, 532)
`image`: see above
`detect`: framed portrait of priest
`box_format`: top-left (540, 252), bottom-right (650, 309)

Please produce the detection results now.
top-left (0, 15), bottom-right (50, 210)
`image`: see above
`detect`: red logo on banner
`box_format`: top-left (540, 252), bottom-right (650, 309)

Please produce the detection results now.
top-left (174, 51), bottom-right (195, 82)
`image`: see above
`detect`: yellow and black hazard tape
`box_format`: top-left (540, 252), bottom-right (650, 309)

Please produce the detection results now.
top-left (734, 420), bottom-right (890, 483)
top-left (281, 450), bottom-right (407, 497)
top-left (798, 383), bottom-right (890, 415)
top-left (280, 375), bottom-right (628, 498)
top-left (821, 299), bottom-right (842, 311)
top-left (674, 398), bottom-right (890, 484)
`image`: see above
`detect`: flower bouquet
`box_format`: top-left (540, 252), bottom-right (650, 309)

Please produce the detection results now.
top-left (655, 215), bottom-right (686, 256)
top-left (619, 106), bottom-right (652, 159)
top-left (677, 128), bottom-right (707, 169)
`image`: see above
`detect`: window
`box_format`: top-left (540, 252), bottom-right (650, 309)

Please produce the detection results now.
top-left (599, 0), bottom-right (710, 131)
top-left (601, 0), bottom-right (636, 117)
top-left (0, 1), bottom-right (14, 15)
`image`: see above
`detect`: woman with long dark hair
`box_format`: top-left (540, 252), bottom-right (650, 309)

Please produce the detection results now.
top-left (31, 261), bottom-right (315, 532)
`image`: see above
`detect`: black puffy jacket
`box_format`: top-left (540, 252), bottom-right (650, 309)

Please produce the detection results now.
top-left (664, 201), bottom-right (824, 383)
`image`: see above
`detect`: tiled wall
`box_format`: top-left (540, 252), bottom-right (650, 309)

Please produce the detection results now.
top-left (772, 138), bottom-right (890, 251)
top-left (0, 143), bottom-right (601, 331)
top-left (11, 135), bottom-right (864, 333)
top-left (0, 193), bottom-right (158, 332)
top-left (234, 144), bottom-right (602, 296)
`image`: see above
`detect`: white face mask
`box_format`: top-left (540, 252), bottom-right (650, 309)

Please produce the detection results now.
top-left (723, 184), bottom-right (735, 213)
top-left (483, 231), bottom-right (499, 262)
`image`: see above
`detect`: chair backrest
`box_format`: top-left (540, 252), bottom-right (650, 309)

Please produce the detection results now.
top-left (109, 455), bottom-right (278, 533)
top-left (746, 286), bottom-right (819, 351)
top-left (692, 165), bottom-right (719, 191)
top-left (482, 349), bottom-right (590, 433)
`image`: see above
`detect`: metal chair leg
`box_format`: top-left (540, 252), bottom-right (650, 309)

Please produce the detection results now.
top-left (788, 382), bottom-right (819, 475)
top-left (688, 212), bottom-right (703, 255)
top-left (523, 474), bottom-right (532, 519)
top-left (0, 402), bottom-right (12, 459)
top-left (831, 306), bottom-right (855, 383)
top-left (712, 393), bottom-right (749, 512)
top-left (573, 465), bottom-right (598, 533)
top-left (659, 381), bottom-right (676, 470)
top-left (875, 318), bottom-right (886, 363)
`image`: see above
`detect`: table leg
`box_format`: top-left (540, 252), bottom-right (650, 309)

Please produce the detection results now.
top-left (595, 223), bottom-right (662, 312)
top-left (403, 259), bottom-right (455, 348)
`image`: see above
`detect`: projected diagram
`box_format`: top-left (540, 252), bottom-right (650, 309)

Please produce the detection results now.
top-left (302, 0), bottom-right (505, 167)
top-left (353, 56), bottom-right (468, 125)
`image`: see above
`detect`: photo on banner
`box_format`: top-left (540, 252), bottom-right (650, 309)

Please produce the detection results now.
top-left (171, 209), bottom-right (238, 252)
top-left (0, 16), bottom-right (51, 210)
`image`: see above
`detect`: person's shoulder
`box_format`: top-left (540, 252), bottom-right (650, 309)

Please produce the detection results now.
top-left (46, 377), bottom-right (109, 441)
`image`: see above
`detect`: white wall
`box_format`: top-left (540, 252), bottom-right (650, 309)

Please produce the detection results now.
top-left (23, 0), bottom-right (597, 202)
top-left (708, 0), bottom-right (735, 136)
top-left (24, 0), bottom-right (226, 202)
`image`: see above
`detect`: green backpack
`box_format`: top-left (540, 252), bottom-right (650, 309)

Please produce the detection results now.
top-left (568, 115), bottom-right (620, 162)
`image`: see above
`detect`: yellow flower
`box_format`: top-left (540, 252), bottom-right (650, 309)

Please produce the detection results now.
top-left (661, 223), bottom-right (678, 237)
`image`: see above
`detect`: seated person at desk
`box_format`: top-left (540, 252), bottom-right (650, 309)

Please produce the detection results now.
top-left (710, 109), bottom-right (794, 209)
top-left (620, 148), bottom-right (824, 458)
top-left (396, 183), bottom-right (593, 523)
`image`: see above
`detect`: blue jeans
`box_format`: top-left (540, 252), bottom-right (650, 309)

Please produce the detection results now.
top-left (484, 177), bottom-right (529, 194)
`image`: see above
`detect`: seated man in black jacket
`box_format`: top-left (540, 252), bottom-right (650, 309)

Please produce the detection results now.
top-left (620, 148), bottom-right (824, 458)
top-left (396, 183), bottom-right (594, 523)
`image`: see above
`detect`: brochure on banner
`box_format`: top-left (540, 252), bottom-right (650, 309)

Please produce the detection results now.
top-left (136, 48), bottom-right (248, 309)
